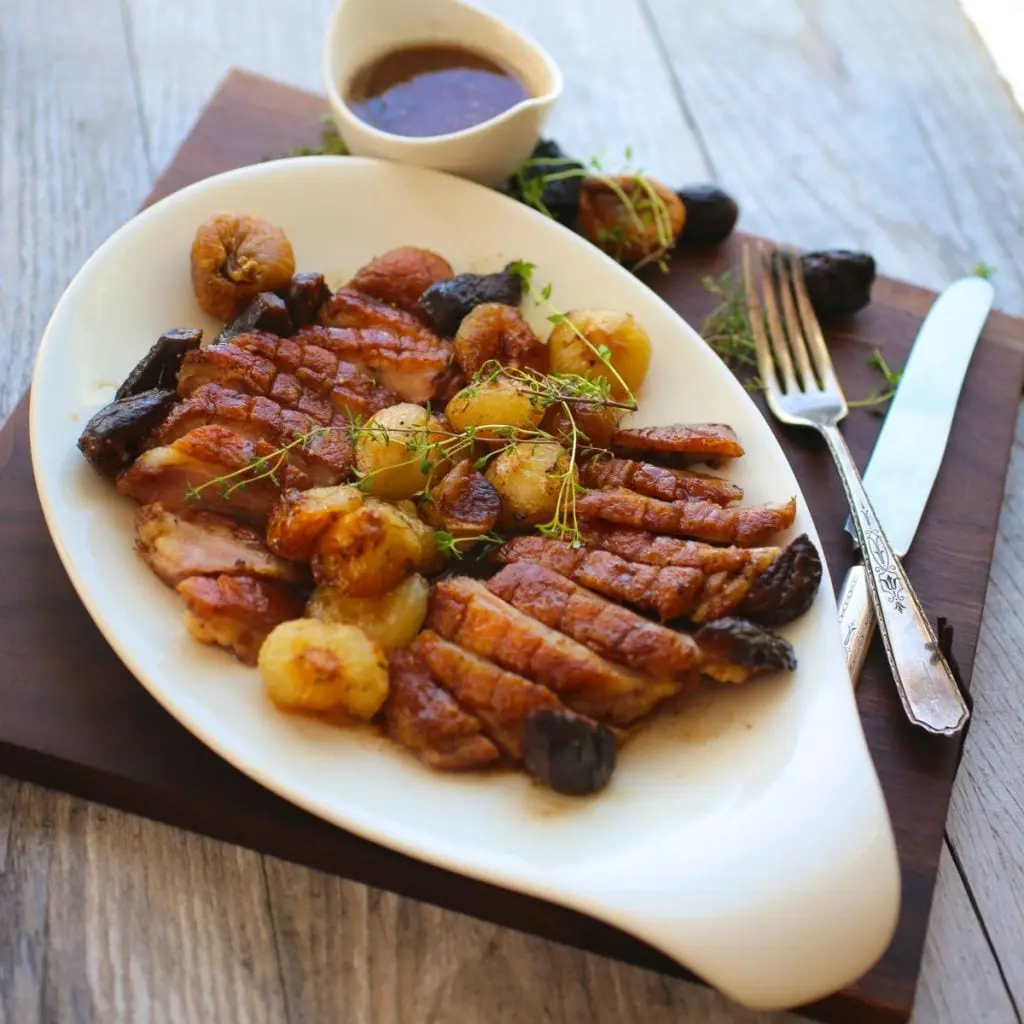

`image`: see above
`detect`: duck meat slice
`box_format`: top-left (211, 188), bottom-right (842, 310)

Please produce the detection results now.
top-left (426, 577), bottom-right (681, 726)
top-left (495, 535), bottom-right (703, 621)
top-left (610, 423), bottom-right (744, 467)
top-left (319, 287), bottom-right (441, 341)
top-left (487, 562), bottom-right (701, 682)
top-left (575, 487), bottom-right (796, 547)
top-left (176, 574), bottom-right (304, 665)
top-left (135, 503), bottom-right (307, 587)
top-left (581, 456), bottom-right (743, 505)
top-left (151, 383), bottom-right (353, 486)
top-left (384, 649), bottom-right (501, 770)
top-left (411, 631), bottom-right (565, 759)
top-left (118, 424), bottom-right (306, 525)
top-left (295, 324), bottom-right (454, 404)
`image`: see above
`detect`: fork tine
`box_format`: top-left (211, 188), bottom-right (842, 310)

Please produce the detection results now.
top-left (776, 250), bottom-right (820, 391)
top-left (742, 244), bottom-right (780, 394)
top-left (788, 249), bottom-right (839, 388)
top-left (757, 247), bottom-right (798, 392)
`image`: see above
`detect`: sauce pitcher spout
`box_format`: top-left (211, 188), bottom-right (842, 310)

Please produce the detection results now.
top-left (323, 0), bottom-right (563, 187)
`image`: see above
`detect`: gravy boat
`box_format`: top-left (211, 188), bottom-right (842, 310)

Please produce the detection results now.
top-left (322, 0), bottom-right (563, 187)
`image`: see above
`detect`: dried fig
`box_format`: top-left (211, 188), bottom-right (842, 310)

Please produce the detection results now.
top-left (578, 175), bottom-right (685, 267)
top-left (190, 213), bottom-right (295, 320)
top-left (453, 302), bottom-right (546, 375)
top-left (348, 246), bottom-right (453, 314)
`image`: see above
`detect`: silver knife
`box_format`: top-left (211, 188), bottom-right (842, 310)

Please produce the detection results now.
top-left (837, 276), bottom-right (995, 702)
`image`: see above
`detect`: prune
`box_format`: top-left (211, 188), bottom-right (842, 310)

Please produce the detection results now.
top-left (800, 250), bottom-right (876, 318)
top-left (77, 388), bottom-right (178, 478)
top-left (739, 534), bottom-right (822, 627)
top-left (453, 302), bottom-right (546, 374)
top-left (214, 292), bottom-right (293, 344)
top-left (578, 175), bottom-right (685, 266)
top-left (522, 708), bottom-right (617, 796)
top-left (676, 184), bottom-right (740, 247)
top-left (190, 213), bottom-right (295, 320)
top-left (694, 617), bottom-right (796, 673)
top-left (283, 272), bottom-right (331, 327)
top-left (115, 327), bottom-right (202, 400)
top-left (416, 269), bottom-right (523, 337)
top-left (504, 138), bottom-right (584, 226)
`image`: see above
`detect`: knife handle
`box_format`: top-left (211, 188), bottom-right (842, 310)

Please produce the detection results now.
top-left (837, 564), bottom-right (874, 685)
top-left (820, 424), bottom-right (969, 736)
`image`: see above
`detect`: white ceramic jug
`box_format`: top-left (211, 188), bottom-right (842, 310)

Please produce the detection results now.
top-left (322, 0), bottom-right (562, 187)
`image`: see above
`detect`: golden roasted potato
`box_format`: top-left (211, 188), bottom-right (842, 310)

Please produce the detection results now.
top-left (306, 574), bottom-right (429, 650)
top-left (259, 619), bottom-right (388, 718)
top-left (312, 498), bottom-right (439, 597)
top-left (266, 485), bottom-right (364, 561)
top-left (444, 376), bottom-right (544, 442)
top-left (355, 403), bottom-right (450, 499)
top-left (485, 440), bottom-right (576, 528)
top-left (578, 175), bottom-right (685, 266)
top-left (548, 310), bottom-right (652, 401)
top-left (453, 303), bottom-right (547, 375)
top-left (420, 460), bottom-right (501, 539)
top-left (347, 246), bottom-right (453, 314)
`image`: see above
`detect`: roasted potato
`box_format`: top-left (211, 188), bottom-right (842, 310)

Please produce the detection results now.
top-left (355, 403), bottom-right (450, 499)
top-left (347, 246), bottom-right (453, 314)
top-left (420, 460), bottom-right (501, 538)
top-left (312, 498), bottom-right (439, 596)
top-left (485, 440), bottom-right (576, 528)
top-left (578, 175), bottom-right (685, 266)
top-left (266, 485), bottom-right (364, 561)
top-left (453, 303), bottom-right (547, 375)
top-left (548, 310), bottom-right (651, 401)
top-left (306, 574), bottom-right (429, 650)
top-left (259, 618), bottom-right (389, 718)
top-left (444, 376), bottom-right (544, 442)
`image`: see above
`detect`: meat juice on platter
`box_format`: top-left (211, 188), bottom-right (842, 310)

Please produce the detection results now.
top-left (347, 44), bottom-right (529, 137)
top-left (76, 210), bottom-right (824, 798)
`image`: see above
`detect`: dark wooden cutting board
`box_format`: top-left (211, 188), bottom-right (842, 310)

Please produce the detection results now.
top-left (2, 70), bottom-right (1023, 1024)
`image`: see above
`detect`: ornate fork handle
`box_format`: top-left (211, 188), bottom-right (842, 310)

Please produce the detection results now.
top-left (819, 424), bottom-right (969, 735)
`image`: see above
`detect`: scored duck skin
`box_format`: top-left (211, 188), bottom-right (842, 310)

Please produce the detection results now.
top-left (411, 630), bottom-right (567, 758)
top-left (135, 503), bottom-right (308, 587)
top-left (384, 649), bottom-right (501, 770)
top-left (610, 423), bottom-right (745, 467)
top-left (581, 457), bottom-right (743, 506)
top-left (575, 488), bottom-right (797, 547)
top-left (495, 535), bottom-right (703, 621)
top-left (426, 577), bottom-right (681, 726)
top-left (319, 288), bottom-right (443, 343)
top-left (177, 336), bottom-right (397, 423)
top-left (151, 384), bottom-right (353, 487)
top-left (118, 424), bottom-right (308, 525)
top-left (487, 562), bottom-right (702, 682)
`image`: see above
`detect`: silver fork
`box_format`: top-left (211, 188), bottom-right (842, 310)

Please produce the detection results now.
top-left (744, 244), bottom-right (969, 736)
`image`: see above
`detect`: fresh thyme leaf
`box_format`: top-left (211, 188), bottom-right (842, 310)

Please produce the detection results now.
top-left (972, 261), bottom-right (997, 280)
top-left (268, 113), bottom-right (349, 161)
top-left (700, 271), bottom-right (759, 378)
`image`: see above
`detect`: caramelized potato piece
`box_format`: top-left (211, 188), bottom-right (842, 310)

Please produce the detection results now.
top-left (548, 310), bottom-right (652, 400)
top-left (355, 403), bottom-right (450, 499)
top-left (191, 213), bottom-right (295, 320)
top-left (485, 440), bottom-right (576, 529)
top-left (453, 303), bottom-right (547, 375)
top-left (421, 460), bottom-right (500, 538)
top-left (444, 376), bottom-right (544, 442)
top-left (348, 246), bottom-right (453, 313)
top-left (306, 574), bottom-right (429, 650)
top-left (266, 485), bottom-right (364, 561)
top-left (259, 618), bottom-right (389, 718)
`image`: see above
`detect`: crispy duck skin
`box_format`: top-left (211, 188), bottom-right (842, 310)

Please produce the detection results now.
top-left (495, 536), bottom-right (703, 621)
top-left (487, 562), bottom-right (701, 682)
top-left (411, 631), bottom-right (566, 758)
top-left (177, 336), bottom-right (397, 423)
top-left (610, 423), bottom-right (744, 467)
top-left (176, 574), bottom-right (305, 665)
top-left (117, 425), bottom-right (306, 525)
top-left (152, 384), bottom-right (353, 487)
top-left (294, 325), bottom-right (454, 404)
top-left (426, 578), bottom-right (680, 726)
top-left (135, 503), bottom-right (307, 587)
top-left (575, 488), bottom-right (797, 547)
top-left (319, 288), bottom-right (442, 342)
top-left (384, 649), bottom-right (501, 770)
top-left (581, 457), bottom-right (743, 506)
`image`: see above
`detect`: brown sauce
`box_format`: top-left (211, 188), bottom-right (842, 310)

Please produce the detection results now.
top-left (347, 44), bottom-right (529, 138)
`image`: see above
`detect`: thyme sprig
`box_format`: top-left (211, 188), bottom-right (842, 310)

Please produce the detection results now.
top-left (848, 350), bottom-right (904, 409)
top-left (434, 529), bottom-right (505, 559)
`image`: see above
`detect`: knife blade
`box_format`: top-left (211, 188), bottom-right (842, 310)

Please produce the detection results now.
top-left (838, 276), bottom-right (995, 681)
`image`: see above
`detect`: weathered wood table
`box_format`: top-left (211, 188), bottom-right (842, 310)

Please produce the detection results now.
top-left (2, 1), bottom-right (1022, 1021)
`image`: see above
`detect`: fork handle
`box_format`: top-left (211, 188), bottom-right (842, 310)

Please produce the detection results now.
top-left (819, 424), bottom-right (969, 735)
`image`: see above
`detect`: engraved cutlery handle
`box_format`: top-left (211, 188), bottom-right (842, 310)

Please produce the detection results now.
top-left (821, 425), bottom-right (969, 735)
top-left (837, 564), bottom-right (873, 684)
